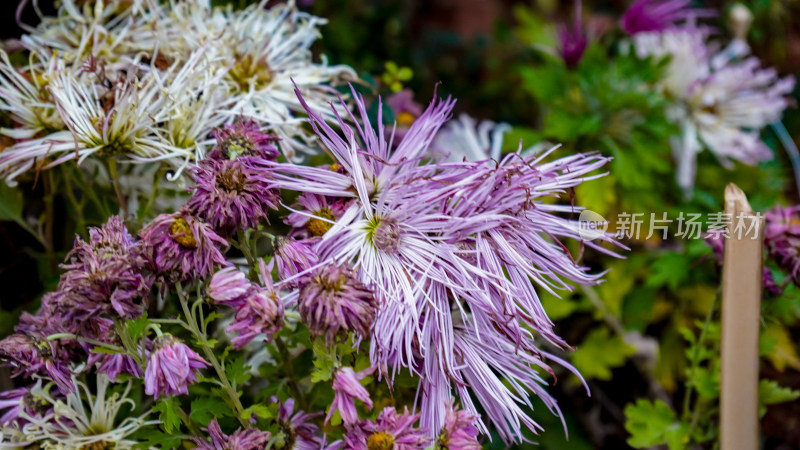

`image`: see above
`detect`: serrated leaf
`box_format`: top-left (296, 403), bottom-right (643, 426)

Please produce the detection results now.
top-left (125, 314), bottom-right (150, 343)
top-left (240, 403), bottom-right (277, 421)
top-left (571, 328), bottom-right (634, 381)
top-left (152, 397), bottom-right (181, 434)
top-left (190, 397), bottom-right (230, 426)
top-left (761, 324), bottom-right (800, 372)
top-left (131, 429), bottom-right (183, 450)
top-left (758, 379), bottom-right (800, 417)
top-left (625, 399), bottom-right (685, 448)
top-left (225, 356), bottom-right (251, 389)
top-left (204, 312), bottom-right (224, 329)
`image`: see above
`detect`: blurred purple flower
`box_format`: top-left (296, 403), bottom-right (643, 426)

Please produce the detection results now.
top-left (193, 418), bottom-right (271, 450)
top-left (207, 266), bottom-right (253, 307)
top-left (144, 335), bottom-right (208, 398)
top-left (0, 388), bottom-right (26, 426)
top-left (705, 231), bottom-right (783, 296)
top-left (621, 0), bottom-right (709, 35)
top-left (558, 1), bottom-right (587, 69)
top-left (327, 366), bottom-right (374, 424)
top-left (298, 264), bottom-right (376, 344)
top-left (226, 288), bottom-right (284, 349)
top-left (344, 406), bottom-right (431, 450)
top-left (386, 89), bottom-right (423, 140)
top-left (139, 212), bottom-right (228, 283)
top-left (284, 193), bottom-right (350, 238)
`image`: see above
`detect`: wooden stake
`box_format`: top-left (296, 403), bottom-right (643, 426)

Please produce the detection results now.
top-left (720, 183), bottom-right (764, 450)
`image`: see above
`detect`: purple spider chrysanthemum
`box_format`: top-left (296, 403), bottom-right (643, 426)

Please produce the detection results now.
top-left (621, 0), bottom-right (709, 35)
top-left (193, 418), bottom-right (271, 450)
top-left (297, 264), bottom-right (377, 344)
top-left (272, 397), bottom-right (325, 450)
top-left (267, 85), bottom-right (618, 442)
top-left (327, 366), bottom-right (374, 425)
top-left (344, 407), bottom-right (431, 450)
top-left (274, 237), bottom-right (319, 284)
top-left (436, 404), bottom-right (481, 450)
top-left (285, 193), bottom-right (350, 238)
top-left (139, 211), bottom-right (229, 283)
top-left (144, 334), bottom-right (208, 398)
top-left (226, 287), bottom-right (284, 349)
top-left (0, 334), bottom-right (74, 393)
top-left (211, 118), bottom-right (280, 161)
top-left (0, 388), bottom-right (26, 426)
top-left (207, 266), bottom-right (253, 307)
top-left (186, 155), bottom-right (279, 236)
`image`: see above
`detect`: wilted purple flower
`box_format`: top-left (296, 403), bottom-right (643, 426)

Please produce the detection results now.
top-left (344, 407), bottom-right (431, 450)
top-left (621, 0), bottom-right (709, 35)
top-left (186, 156), bottom-right (279, 235)
top-left (273, 397), bottom-right (325, 450)
top-left (558, 1), bottom-right (587, 69)
top-left (327, 366), bottom-right (375, 424)
top-left (144, 335), bottom-right (208, 398)
top-left (436, 405), bottom-right (481, 450)
top-left (226, 288), bottom-right (284, 349)
top-left (139, 212), bottom-right (229, 283)
top-left (298, 264), bottom-right (376, 344)
top-left (274, 237), bottom-right (318, 284)
top-left (207, 266), bottom-right (253, 307)
top-left (0, 334), bottom-right (73, 393)
top-left (211, 119), bottom-right (280, 161)
top-left (57, 216), bottom-right (151, 322)
top-left (764, 206), bottom-right (800, 288)
top-left (193, 418), bottom-right (271, 450)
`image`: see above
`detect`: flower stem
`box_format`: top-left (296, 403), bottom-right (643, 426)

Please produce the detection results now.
top-left (107, 158), bottom-right (129, 219)
top-left (47, 333), bottom-right (125, 353)
top-left (177, 288), bottom-right (248, 427)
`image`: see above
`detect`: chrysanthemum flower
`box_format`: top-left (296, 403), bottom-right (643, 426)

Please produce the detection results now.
top-left (186, 154), bottom-right (279, 236)
top-left (297, 264), bottom-right (377, 344)
top-left (558, 2), bottom-right (587, 69)
top-left (634, 28), bottom-right (795, 192)
top-left (12, 374), bottom-right (157, 449)
top-left (207, 266), bottom-right (253, 306)
top-left (327, 366), bottom-right (375, 425)
top-left (272, 397), bottom-right (325, 450)
top-left (344, 407), bottom-right (431, 450)
top-left (0, 388), bottom-right (26, 427)
top-left (284, 193), bottom-right (352, 239)
top-left (0, 334), bottom-right (74, 394)
top-left (211, 119), bottom-right (280, 161)
top-left (144, 334), bottom-right (208, 398)
top-left (226, 287), bottom-right (284, 349)
top-left (193, 418), bottom-right (271, 450)
top-left (268, 86), bottom-right (616, 442)
top-left (139, 211), bottom-right (229, 283)
top-left (432, 114), bottom-right (515, 162)
top-left (274, 236), bottom-right (319, 284)
top-left (621, 0), bottom-right (711, 35)
top-left (436, 405), bottom-right (481, 450)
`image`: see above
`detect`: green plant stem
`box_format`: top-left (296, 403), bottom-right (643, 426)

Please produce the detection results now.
top-left (107, 158), bottom-right (128, 219)
top-left (275, 336), bottom-right (306, 410)
top-left (682, 289), bottom-right (720, 426)
top-left (177, 289), bottom-right (248, 427)
top-left (47, 333), bottom-right (125, 353)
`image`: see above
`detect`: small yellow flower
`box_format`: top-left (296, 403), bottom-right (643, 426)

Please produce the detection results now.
top-left (381, 61), bottom-right (413, 92)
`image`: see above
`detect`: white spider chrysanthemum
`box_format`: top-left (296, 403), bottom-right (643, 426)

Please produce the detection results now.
top-left (0, 0), bottom-right (356, 185)
top-left (8, 375), bottom-right (156, 449)
top-left (634, 28), bottom-right (795, 193)
top-left (431, 113), bottom-right (551, 162)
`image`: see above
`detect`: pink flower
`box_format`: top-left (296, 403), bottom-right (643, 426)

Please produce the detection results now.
top-left (144, 335), bottom-right (208, 398)
top-left (327, 366), bottom-right (375, 424)
top-left (193, 418), bottom-right (270, 450)
top-left (207, 266), bottom-right (253, 307)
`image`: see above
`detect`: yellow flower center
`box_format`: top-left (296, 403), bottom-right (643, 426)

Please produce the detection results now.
top-left (307, 208), bottom-right (336, 237)
top-left (217, 167), bottom-right (247, 193)
top-left (329, 163), bottom-right (342, 172)
top-left (396, 111), bottom-right (415, 128)
top-left (367, 431), bottom-right (395, 450)
top-left (170, 217), bottom-right (197, 249)
top-left (229, 53), bottom-right (273, 92)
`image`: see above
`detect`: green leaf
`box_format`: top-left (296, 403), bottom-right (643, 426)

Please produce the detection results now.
top-left (240, 403), bottom-right (278, 421)
top-left (625, 399), bottom-right (687, 449)
top-left (311, 338), bottom-right (337, 383)
top-left (152, 397), bottom-right (182, 434)
top-left (132, 429), bottom-right (183, 450)
top-left (125, 314), bottom-right (150, 343)
top-left (204, 312), bottom-right (224, 329)
top-left (0, 184), bottom-right (24, 222)
top-left (190, 397), bottom-right (230, 426)
top-left (571, 328), bottom-right (634, 381)
top-left (758, 379), bottom-right (800, 417)
top-left (225, 356), bottom-right (251, 389)
top-left (646, 252), bottom-right (691, 290)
